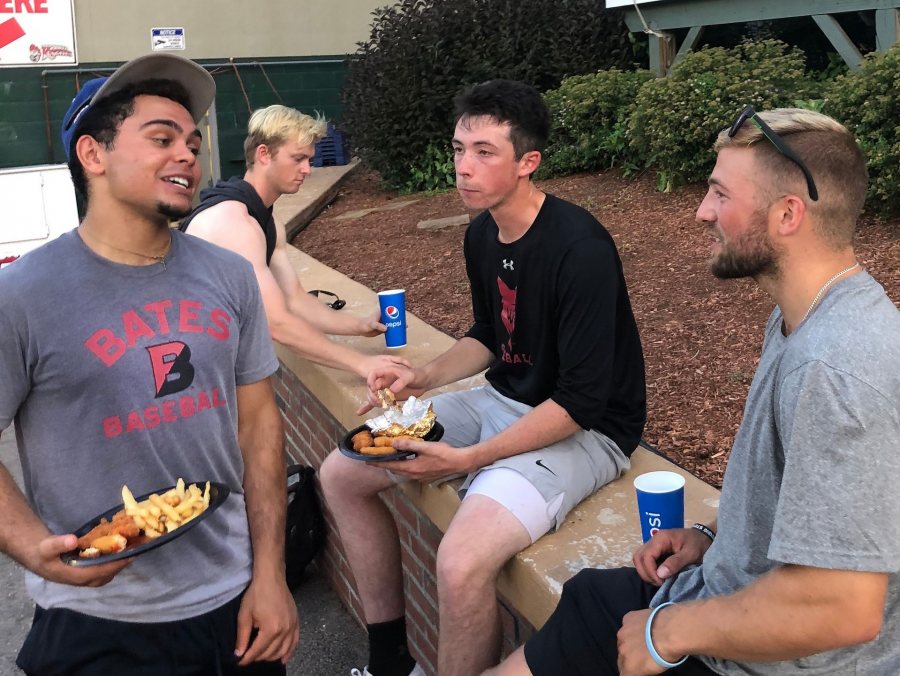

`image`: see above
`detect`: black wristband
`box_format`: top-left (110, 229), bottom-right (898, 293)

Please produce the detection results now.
top-left (692, 523), bottom-right (715, 541)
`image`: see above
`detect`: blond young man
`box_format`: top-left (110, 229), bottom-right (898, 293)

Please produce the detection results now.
top-left (487, 109), bottom-right (900, 675)
top-left (181, 105), bottom-right (408, 378)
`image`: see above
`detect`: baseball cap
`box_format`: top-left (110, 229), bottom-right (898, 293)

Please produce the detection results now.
top-left (61, 53), bottom-right (216, 160)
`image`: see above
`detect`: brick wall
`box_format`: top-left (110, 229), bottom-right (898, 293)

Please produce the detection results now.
top-left (273, 362), bottom-right (533, 675)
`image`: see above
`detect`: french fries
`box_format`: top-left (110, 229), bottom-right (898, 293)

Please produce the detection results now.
top-left (121, 479), bottom-right (211, 539)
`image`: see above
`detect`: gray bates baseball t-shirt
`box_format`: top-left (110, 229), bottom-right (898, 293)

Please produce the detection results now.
top-left (0, 229), bottom-right (278, 622)
top-left (656, 272), bottom-right (900, 674)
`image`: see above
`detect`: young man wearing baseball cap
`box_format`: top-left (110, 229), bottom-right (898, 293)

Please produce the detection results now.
top-left (0, 54), bottom-right (298, 673)
top-left (180, 104), bottom-right (409, 381)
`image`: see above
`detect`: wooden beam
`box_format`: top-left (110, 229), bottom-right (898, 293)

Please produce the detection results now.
top-left (623, 0), bottom-right (900, 32)
top-left (813, 14), bottom-right (864, 69)
top-left (876, 8), bottom-right (900, 50)
top-left (649, 31), bottom-right (676, 77)
top-left (671, 25), bottom-right (705, 70)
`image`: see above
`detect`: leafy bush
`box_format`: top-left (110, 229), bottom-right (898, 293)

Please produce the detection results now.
top-left (541, 68), bottom-right (653, 177)
top-left (341, 0), bottom-right (635, 191)
top-left (824, 44), bottom-right (900, 216)
top-left (402, 142), bottom-right (454, 194)
top-left (628, 40), bottom-right (816, 190)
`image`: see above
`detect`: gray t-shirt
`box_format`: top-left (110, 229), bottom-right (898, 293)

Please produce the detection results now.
top-left (0, 229), bottom-right (279, 622)
top-left (657, 272), bottom-right (900, 674)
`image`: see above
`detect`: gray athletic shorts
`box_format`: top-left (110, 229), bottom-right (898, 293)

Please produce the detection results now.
top-left (430, 385), bottom-right (629, 533)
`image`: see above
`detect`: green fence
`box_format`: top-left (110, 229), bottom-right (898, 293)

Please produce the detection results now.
top-left (0, 56), bottom-right (348, 177)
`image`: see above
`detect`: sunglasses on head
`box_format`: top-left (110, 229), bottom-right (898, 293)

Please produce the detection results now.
top-left (728, 105), bottom-right (818, 201)
top-left (308, 289), bottom-right (346, 310)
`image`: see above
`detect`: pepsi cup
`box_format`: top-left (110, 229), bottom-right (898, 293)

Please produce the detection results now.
top-left (634, 471), bottom-right (685, 543)
top-left (378, 289), bottom-right (407, 349)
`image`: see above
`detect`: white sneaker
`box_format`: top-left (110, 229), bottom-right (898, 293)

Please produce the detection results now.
top-left (350, 664), bottom-right (425, 676)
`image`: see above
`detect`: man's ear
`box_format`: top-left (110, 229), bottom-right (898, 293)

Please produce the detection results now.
top-left (75, 135), bottom-right (106, 179)
top-left (773, 194), bottom-right (807, 237)
top-left (518, 150), bottom-right (542, 178)
top-left (255, 144), bottom-right (272, 167)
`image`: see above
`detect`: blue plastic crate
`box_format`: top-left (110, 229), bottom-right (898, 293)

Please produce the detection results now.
top-left (314, 125), bottom-right (350, 167)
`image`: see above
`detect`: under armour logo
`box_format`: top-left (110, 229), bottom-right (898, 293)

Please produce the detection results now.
top-left (502, 259), bottom-right (514, 271)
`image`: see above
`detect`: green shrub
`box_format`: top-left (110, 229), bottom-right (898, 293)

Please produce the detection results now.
top-left (541, 68), bottom-right (653, 177)
top-left (401, 143), bottom-right (454, 194)
top-left (628, 40), bottom-right (816, 191)
top-left (341, 0), bottom-right (636, 191)
top-left (824, 44), bottom-right (900, 217)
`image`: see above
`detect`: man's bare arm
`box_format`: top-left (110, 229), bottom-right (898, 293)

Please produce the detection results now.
top-left (233, 378), bottom-right (300, 665)
top-left (640, 565), bottom-right (886, 664)
top-left (269, 222), bottom-right (383, 337)
top-left (186, 204), bottom-right (406, 378)
top-left (0, 432), bottom-right (130, 586)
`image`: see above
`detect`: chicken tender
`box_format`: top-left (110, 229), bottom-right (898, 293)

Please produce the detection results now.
top-left (352, 430), bottom-right (374, 451)
top-left (372, 435), bottom-right (415, 447)
top-left (76, 511), bottom-right (141, 551)
top-left (359, 446), bottom-right (401, 456)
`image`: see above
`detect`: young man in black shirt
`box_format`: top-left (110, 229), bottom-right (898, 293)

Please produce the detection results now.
top-left (320, 80), bottom-right (646, 676)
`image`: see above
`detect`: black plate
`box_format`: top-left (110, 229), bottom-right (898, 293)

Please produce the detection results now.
top-left (339, 421), bottom-right (444, 462)
top-left (60, 481), bottom-right (229, 567)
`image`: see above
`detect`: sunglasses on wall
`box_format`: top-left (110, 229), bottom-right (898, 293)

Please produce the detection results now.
top-left (308, 289), bottom-right (346, 310)
top-left (728, 105), bottom-right (819, 201)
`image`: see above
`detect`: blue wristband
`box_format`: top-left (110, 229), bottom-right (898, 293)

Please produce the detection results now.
top-left (645, 602), bottom-right (688, 669)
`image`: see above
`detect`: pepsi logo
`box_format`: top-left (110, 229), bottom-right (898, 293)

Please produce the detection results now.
top-left (385, 305), bottom-right (401, 320)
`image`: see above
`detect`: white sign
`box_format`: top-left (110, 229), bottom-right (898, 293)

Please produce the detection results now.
top-left (151, 27), bottom-right (185, 51)
top-left (0, 0), bottom-right (76, 67)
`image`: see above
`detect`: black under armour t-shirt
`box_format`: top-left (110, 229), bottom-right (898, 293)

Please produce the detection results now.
top-left (464, 193), bottom-right (646, 456)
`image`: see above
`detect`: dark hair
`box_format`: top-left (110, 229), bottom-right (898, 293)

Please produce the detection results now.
top-left (453, 79), bottom-right (550, 159)
top-left (67, 79), bottom-right (193, 207)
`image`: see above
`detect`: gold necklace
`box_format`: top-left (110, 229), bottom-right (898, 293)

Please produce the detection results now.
top-left (79, 227), bottom-right (172, 270)
top-left (802, 262), bottom-right (860, 323)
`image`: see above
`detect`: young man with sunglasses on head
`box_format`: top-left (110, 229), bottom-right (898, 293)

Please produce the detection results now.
top-left (181, 104), bottom-right (409, 380)
top-left (319, 79), bottom-right (647, 676)
top-left (486, 108), bottom-right (900, 676)
top-left (0, 54), bottom-right (299, 674)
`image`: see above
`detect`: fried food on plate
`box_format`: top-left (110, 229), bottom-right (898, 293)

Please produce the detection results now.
top-left (372, 435), bottom-right (414, 447)
top-left (351, 430), bottom-right (374, 451)
top-left (359, 446), bottom-right (401, 456)
top-left (76, 511), bottom-right (141, 551)
top-left (76, 479), bottom-right (211, 558)
top-left (79, 534), bottom-right (128, 559)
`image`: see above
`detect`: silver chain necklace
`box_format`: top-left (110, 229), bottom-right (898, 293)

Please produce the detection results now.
top-left (802, 262), bottom-right (860, 323)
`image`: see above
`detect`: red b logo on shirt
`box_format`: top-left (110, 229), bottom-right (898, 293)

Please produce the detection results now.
top-left (147, 341), bottom-right (195, 397)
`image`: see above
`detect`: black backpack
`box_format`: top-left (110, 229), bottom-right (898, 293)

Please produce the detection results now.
top-left (285, 464), bottom-right (326, 591)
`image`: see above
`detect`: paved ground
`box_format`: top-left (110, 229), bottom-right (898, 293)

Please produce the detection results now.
top-left (0, 426), bottom-right (367, 676)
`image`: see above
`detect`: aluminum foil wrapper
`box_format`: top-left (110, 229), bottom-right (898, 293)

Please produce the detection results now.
top-left (366, 395), bottom-right (436, 438)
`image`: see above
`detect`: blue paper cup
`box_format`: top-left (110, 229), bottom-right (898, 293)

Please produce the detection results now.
top-left (378, 289), bottom-right (407, 349)
top-left (634, 471), bottom-right (685, 543)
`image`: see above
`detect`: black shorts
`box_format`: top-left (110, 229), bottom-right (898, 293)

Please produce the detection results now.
top-left (16, 592), bottom-right (286, 676)
top-left (524, 567), bottom-right (715, 676)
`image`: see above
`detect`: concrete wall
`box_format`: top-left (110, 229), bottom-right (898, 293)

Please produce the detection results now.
top-left (73, 0), bottom-right (384, 62)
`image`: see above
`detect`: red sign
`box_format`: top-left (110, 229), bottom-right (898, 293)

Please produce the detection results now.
top-left (0, 17), bottom-right (24, 49)
top-left (0, 0), bottom-right (74, 66)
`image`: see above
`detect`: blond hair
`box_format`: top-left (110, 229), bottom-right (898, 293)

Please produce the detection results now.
top-left (714, 108), bottom-right (867, 247)
top-left (244, 105), bottom-right (328, 166)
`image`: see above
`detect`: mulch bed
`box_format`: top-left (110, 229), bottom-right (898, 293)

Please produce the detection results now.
top-left (293, 168), bottom-right (900, 487)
